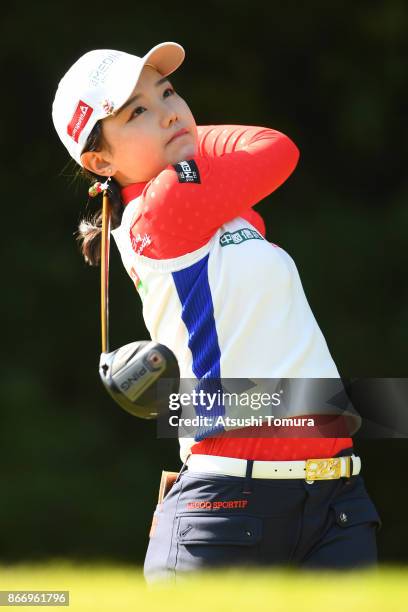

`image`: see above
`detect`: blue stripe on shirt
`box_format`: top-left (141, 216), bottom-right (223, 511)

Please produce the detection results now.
top-left (172, 254), bottom-right (225, 440)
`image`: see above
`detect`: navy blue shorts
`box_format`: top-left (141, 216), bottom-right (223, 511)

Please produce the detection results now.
top-left (143, 459), bottom-right (382, 584)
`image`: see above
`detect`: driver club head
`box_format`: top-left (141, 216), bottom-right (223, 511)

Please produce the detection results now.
top-left (99, 341), bottom-right (180, 419)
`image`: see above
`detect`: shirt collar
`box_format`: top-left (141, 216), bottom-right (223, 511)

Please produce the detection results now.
top-left (121, 182), bottom-right (148, 206)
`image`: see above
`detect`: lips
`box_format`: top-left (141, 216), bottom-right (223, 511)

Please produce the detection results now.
top-left (167, 128), bottom-right (189, 144)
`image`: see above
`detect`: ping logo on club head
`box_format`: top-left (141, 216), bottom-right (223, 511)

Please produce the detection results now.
top-left (118, 350), bottom-right (164, 392)
top-left (119, 365), bottom-right (149, 391)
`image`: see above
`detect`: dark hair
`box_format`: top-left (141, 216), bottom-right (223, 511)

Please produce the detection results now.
top-left (75, 121), bottom-right (125, 266)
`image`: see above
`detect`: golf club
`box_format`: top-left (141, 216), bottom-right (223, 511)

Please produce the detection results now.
top-left (98, 187), bottom-right (180, 419)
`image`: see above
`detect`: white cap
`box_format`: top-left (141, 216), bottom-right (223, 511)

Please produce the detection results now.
top-left (52, 42), bottom-right (185, 165)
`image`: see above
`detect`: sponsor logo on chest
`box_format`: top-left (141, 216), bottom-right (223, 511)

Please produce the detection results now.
top-left (130, 266), bottom-right (147, 299)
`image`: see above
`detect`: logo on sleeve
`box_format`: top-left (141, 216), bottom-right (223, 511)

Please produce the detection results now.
top-left (220, 227), bottom-right (264, 246)
top-left (173, 160), bottom-right (201, 183)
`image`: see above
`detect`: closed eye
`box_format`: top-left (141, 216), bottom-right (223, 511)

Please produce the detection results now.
top-left (128, 86), bottom-right (176, 120)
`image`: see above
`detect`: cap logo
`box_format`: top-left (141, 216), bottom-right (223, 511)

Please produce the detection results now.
top-left (102, 99), bottom-right (115, 116)
top-left (67, 100), bottom-right (93, 143)
top-left (89, 52), bottom-right (122, 86)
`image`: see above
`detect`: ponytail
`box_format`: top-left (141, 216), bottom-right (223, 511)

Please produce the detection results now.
top-left (75, 121), bottom-right (125, 266)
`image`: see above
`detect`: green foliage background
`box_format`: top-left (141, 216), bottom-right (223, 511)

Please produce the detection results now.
top-left (0, 0), bottom-right (406, 563)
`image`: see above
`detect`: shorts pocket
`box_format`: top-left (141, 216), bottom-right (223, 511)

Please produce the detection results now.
top-left (174, 515), bottom-right (262, 573)
top-left (177, 514), bottom-right (262, 546)
top-left (330, 496), bottom-right (382, 532)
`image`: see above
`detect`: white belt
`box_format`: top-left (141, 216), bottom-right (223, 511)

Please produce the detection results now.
top-left (186, 453), bottom-right (361, 481)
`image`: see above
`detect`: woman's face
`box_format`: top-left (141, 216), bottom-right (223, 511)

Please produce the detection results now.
top-left (83, 65), bottom-right (198, 186)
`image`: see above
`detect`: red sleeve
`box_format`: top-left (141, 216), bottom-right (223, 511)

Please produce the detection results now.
top-left (129, 125), bottom-right (299, 259)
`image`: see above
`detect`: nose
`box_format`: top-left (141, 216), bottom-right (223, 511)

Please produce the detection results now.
top-left (160, 105), bottom-right (177, 128)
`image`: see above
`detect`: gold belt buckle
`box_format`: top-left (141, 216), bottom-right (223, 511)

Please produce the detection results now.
top-left (305, 457), bottom-right (350, 481)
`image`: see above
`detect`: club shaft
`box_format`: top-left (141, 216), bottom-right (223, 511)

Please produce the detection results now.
top-left (101, 191), bottom-right (111, 353)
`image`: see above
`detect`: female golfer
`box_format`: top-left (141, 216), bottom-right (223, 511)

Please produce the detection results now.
top-left (52, 41), bottom-right (381, 583)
